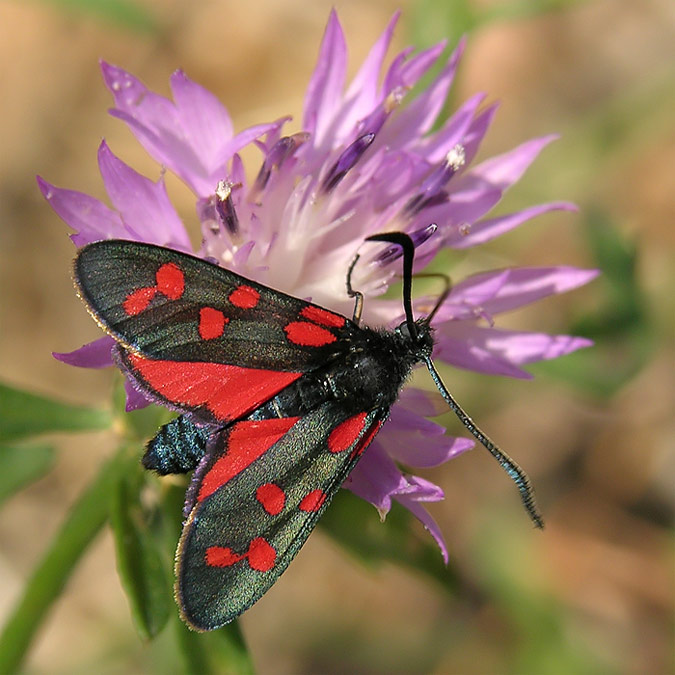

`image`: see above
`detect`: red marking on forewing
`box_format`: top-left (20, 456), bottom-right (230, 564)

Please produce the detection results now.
top-left (229, 285), bottom-right (260, 309)
top-left (125, 353), bottom-right (302, 421)
top-left (205, 538), bottom-right (276, 571)
top-left (198, 417), bottom-right (300, 501)
top-left (350, 419), bottom-right (384, 459)
top-left (206, 545), bottom-right (241, 567)
top-left (284, 322), bottom-right (336, 347)
top-left (122, 262), bottom-right (184, 316)
top-left (155, 262), bottom-right (185, 299)
top-left (247, 538), bottom-right (276, 571)
top-left (299, 490), bottom-right (326, 512)
top-left (328, 412), bottom-right (368, 453)
top-left (124, 287), bottom-right (157, 316)
top-left (300, 305), bottom-right (346, 328)
top-left (199, 307), bottom-right (228, 340)
top-left (256, 483), bottom-right (286, 515)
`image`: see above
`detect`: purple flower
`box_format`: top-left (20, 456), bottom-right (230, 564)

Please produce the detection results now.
top-left (42, 10), bottom-right (596, 562)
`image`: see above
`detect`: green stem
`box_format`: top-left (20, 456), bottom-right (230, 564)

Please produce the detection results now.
top-left (174, 614), bottom-right (255, 675)
top-left (0, 445), bottom-right (130, 673)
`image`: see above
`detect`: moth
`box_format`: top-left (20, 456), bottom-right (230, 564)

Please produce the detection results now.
top-left (74, 232), bottom-right (542, 631)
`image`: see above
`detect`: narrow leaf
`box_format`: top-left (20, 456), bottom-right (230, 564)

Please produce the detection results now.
top-left (0, 443), bottom-right (55, 505)
top-left (0, 445), bottom-right (130, 673)
top-left (0, 382), bottom-right (111, 442)
top-left (109, 461), bottom-right (171, 640)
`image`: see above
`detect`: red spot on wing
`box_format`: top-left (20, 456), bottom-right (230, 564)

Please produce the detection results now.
top-left (247, 538), bottom-right (276, 571)
top-left (328, 412), bottom-right (368, 453)
top-left (229, 285), bottom-right (260, 309)
top-left (299, 489), bottom-right (326, 512)
top-left (124, 287), bottom-right (157, 316)
top-left (350, 419), bottom-right (384, 459)
top-left (256, 483), bottom-right (286, 515)
top-left (199, 417), bottom-right (300, 501)
top-left (125, 353), bottom-right (302, 422)
top-left (285, 321), bottom-right (336, 347)
top-left (300, 305), bottom-right (346, 328)
top-left (199, 307), bottom-right (228, 340)
top-left (155, 262), bottom-right (185, 299)
top-left (205, 545), bottom-right (241, 567)
top-left (122, 261), bottom-right (184, 316)
top-left (206, 538), bottom-right (276, 572)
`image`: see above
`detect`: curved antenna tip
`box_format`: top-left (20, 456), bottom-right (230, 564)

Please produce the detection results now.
top-left (423, 356), bottom-right (545, 529)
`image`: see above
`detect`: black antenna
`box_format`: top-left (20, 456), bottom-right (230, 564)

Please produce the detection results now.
top-left (424, 357), bottom-right (544, 529)
top-left (365, 231), bottom-right (544, 529)
top-left (366, 233), bottom-right (417, 340)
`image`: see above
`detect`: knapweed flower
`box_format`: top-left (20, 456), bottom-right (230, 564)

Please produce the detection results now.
top-left (41, 11), bottom-right (596, 562)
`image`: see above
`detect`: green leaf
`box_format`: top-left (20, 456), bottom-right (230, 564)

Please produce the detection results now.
top-left (532, 210), bottom-right (654, 398)
top-left (0, 442), bottom-right (55, 505)
top-left (174, 615), bottom-right (254, 675)
top-left (0, 382), bottom-right (112, 442)
top-left (0, 445), bottom-right (130, 674)
top-left (109, 458), bottom-right (171, 640)
top-left (39, 0), bottom-right (158, 32)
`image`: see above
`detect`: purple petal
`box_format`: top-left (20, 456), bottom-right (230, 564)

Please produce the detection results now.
top-left (343, 11), bottom-right (400, 118)
top-left (302, 9), bottom-right (347, 145)
top-left (419, 92), bottom-right (486, 162)
top-left (345, 441), bottom-right (407, 512)
top-left (37, 176), bottom-right (126, 246)
top-left (434, 323), bottom-right (594, 377)
top-left (422, 184), bottom-right (503, 232)
top-left (102, 61), bottom-right (273, 197)
top-left (383, 41), bottom-right (446, 93)
top-left (468, 135), bottom-right (558, 190)
top-left (321, 133), bottom-right (376, 193)
top-left (393, 484), bottom-right (449, 563)
top-left (108, 107), bottom-right (207, 194)
top-left (169, 69), bottom-right (234, 170)
top-left (459, 103), bottom-right (499, 167)
top-left (471, 328), bottom-right (595, 365)
top-left (101, 61), bottom-right (199, 183)
top-left (124, 379), bottom-right (152, 411)
top-left (382, 38), bottom-right (465, 150)
top-left (53, 337), bottom-right (115, 368)
top-left (447, 201), bottom-right (577, 248)
top-left (215, 122), bottom-right (284, 183)
top-left (433, 325), bottom-right (534, 379)
top-left (378, 411), bottom-right (474, 467)
top-left (440, 266), bottom-right (600, 318)
top-left (396, 386), bottom-right (449, 417)
top-left (98, 142), bottom-right (191, 250)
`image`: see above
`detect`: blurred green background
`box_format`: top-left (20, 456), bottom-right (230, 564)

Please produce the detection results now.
top-left (0, 0), bottom-right (672, 673)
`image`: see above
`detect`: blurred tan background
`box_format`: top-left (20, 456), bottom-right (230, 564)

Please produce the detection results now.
top-left (1, 0), bottom-right (673, 672)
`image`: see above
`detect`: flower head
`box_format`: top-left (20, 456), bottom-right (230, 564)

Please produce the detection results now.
top-left (42, 11), bottom-right (596, 561)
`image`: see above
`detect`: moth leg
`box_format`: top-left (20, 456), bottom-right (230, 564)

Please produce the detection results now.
top-left (413, 272), bottom-right (452, 323)
top-left (346, 253), bottom-right (364, 324)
